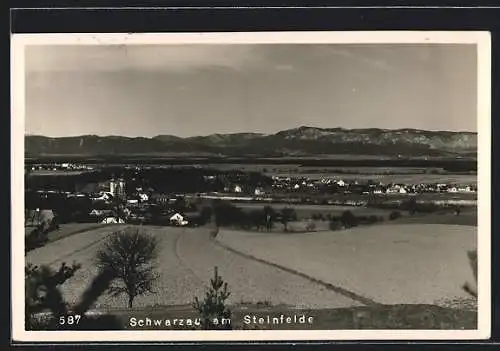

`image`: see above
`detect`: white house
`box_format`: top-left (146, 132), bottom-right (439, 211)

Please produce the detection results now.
top-left (234, 185), bottom-right (243, 193)
top-left (170, 213), bottom-right (189, 226)
top-left (336, 180), bottom-right (346, 187)
top-left (138, 193), bottom-right (149, 202)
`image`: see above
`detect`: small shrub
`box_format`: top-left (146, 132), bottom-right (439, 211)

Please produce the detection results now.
top-left (340, 210), bottom-right (359, 228)
top-left (192, 267), bottom-right (232, 330)
top-left (25, 225), bottom-right (49, 253)
top-left (389, 211), bottom-right (402, 221)
top-left (329, 218), bottom-right (342, 231)
top-left (279, 208), bottom-right (297, 232)
top-left (305, 221), bottom-right (316, 232)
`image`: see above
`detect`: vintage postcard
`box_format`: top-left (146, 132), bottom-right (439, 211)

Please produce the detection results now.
top-left (11, 31), bottom-right (491, 342)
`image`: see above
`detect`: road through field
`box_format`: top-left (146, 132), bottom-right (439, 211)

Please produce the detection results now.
top-left (25, 225), bottom-right (363, 310)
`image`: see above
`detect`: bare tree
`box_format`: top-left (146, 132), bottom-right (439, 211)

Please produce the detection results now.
top-left (262, 206), bottom-right (276, 231)
top-left (95, 228), bottom-right (159, 309)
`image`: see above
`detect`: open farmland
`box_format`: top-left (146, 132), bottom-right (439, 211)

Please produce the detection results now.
top-left (25, 223), bottom-right (109, 242)
top-left (216, 224), bottom-right (477, 306)
top-left (25, 225), bottom-right (362, 310)
top-left (27, 170), bottom-right (94, 176)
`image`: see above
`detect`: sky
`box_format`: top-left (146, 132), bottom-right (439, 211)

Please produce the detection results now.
top-left (25, 44), bottom-right (477, 138)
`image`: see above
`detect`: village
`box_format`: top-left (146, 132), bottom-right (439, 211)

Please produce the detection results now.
top-left (25, 163), bottom-right (477, 230)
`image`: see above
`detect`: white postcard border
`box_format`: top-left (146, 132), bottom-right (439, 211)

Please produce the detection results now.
top-left (11, 31), bottom-right (491, 342)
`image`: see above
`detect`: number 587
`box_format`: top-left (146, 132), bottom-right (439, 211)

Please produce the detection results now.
top-left (59, 315), bottom-right (81, 325)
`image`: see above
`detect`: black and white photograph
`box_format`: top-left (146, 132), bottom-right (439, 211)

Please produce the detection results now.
top-left (11, 31), bottom-right (491, 342)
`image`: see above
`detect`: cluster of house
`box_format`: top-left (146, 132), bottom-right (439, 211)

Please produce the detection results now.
top-left (27, 175), bottom-right (193, 226)
top-left (267, 176), bottom-right (477, 195)
top-left (87, 178), bottom-right (191, 226)
top-left (87, 206), bottom-right (190, 226)
top-left (27, 163), bottom-right (94, 172)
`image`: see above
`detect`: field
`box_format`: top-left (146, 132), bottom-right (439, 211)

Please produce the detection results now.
top-left (26, 225), bottom-right (362, 310)
top-left (27, 170), bottom-right (93, 176)
top-left (25, 223), bottom-right (107, 242)
top-left (175, 163), bottom-right (477, 184)
top-left (26, 221), bottom-right (477, 309)
top-left (216, 224), bottom-right (477, 306)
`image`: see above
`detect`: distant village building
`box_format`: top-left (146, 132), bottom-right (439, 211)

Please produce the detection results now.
top-left (90, 192), bottom-right (113, 202)
top-left (138, 193), bottom-right (149, 202)
top-left (110, 177), bottom-right (126, 199)
top-left (101, 217), bottom-right (125, 224)
top-left (254, 187), bottom-right (265, 196)
top-left (170, 213), bottom-right (189, 226)
top-left (151, 193), bottom-right (170, 204)
top-left (336, 180), bottom-right (346, 187)
top-left (457, 185), bottom-right (473, 193)
top-left (89, 209), bottom-right (115, 218)
top-left (234, 185), bottom-right (243, 193)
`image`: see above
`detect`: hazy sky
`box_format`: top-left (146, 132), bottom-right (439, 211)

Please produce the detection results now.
top-left (25, 44), bottom-right (477, 137)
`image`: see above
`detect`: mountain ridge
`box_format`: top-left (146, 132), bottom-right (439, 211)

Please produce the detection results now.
top-left (25, 126), bottom-right (477, 157)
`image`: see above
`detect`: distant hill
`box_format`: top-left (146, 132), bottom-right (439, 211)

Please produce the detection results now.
top-left (25, 127), bottom-right (477, 158)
